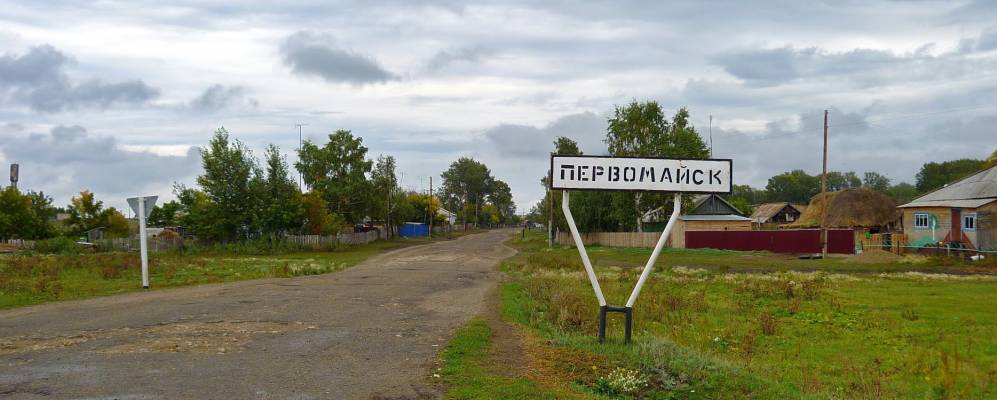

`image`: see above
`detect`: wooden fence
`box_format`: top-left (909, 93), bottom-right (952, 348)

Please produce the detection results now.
top-left (285, 230), bottom-right (386, 248)
top-left (556, 231), bottom-right (670, 248)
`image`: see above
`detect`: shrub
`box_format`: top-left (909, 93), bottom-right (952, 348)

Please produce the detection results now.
top-left (33, 237), bottom-right (81, 255)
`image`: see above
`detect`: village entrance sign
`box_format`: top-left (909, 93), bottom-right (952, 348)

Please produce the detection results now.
top-left (550, 155), bottom-right (732, 343)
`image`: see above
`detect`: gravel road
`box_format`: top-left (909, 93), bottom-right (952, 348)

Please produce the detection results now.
top-left (0, 229), bottom-right (515, 399)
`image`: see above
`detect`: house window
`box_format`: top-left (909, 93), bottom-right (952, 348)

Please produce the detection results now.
top-left (964, 213), bottom-right (976, 231)
top-left (913, 213), bottom-right (930, 229)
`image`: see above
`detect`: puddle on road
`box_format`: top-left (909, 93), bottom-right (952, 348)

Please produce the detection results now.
top-left (0, 321), bottom-right (312, 356)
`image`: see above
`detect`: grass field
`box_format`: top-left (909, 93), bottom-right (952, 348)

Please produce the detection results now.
top-left (442, 231), bottom-right (997, 399)
top-left (0, 234), bottom-right (464, 309)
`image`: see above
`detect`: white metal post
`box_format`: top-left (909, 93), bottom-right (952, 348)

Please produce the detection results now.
top-left (138, 197), bottom-right (149, 289)
top-left (561, 191), bottom-right (607, 307)
top-left (626, 193), bottom-right (681, 308)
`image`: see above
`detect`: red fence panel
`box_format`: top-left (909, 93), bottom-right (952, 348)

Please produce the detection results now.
top-left (685, 229), bottom-right (854, 254)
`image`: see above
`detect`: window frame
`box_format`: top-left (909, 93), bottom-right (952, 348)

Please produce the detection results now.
top-left (963, 213), bottom-right (976, 232)
top-left (913, 212), bottom-right (930, 229)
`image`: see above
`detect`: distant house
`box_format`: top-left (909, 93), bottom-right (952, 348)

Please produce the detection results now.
top-left (83, 227), bottom-right (105, 242)
top-left (898, 165), bottom-right (997, 250)
top-left (750, 203), bottom-right (802, 228)
top-left (658, 194), bottom-right (752, 248)
top-left (437, 208), bottom-right (457, 225)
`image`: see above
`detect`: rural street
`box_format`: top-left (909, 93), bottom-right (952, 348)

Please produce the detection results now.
top-left (0, 230), bottom-right (515, 399)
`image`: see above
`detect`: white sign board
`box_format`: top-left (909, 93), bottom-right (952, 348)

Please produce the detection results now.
top-left (127, 196), bottom-right (158, 219)
top-left (550, 155), bottom-right (732, 193)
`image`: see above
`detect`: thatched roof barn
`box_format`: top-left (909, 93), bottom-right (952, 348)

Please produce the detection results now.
top-left (789, 187), bottom-right (900, 230)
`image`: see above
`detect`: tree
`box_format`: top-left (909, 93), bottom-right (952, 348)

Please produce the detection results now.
top-left (258, 144), bottom-right (304, 236)
top-left (148, 200), bottom-right (182, 226)
top-left (886, 182), bottom-right (918, 204)
top-left (553, 136), bottom-right (581, 156)
top-left (915, 158), bottom-right (985, 193)
top-left (66, 190), bottom-right (107, 235)
top-left (766, 170), bottom-right (820, 203)
top-left (0, 186), bottom-right (50, 240)
top-left (371, 155), bottom-right (400, 234)
top-left (173, 184), bottom-right (214, 239)
top-left (103, 208), bottom-right (131, 238)
top-left (296, 129), bottom-right (373, 224)
top-left (488, 180), bottom-right (515, 223)
top-left (825, 171), bottom-right (861, 191)
top-left (862, 172), bottom-right (891, 193)
top-left (605, 102), bottom-right (709, 231)
top-left (197, 127), bottom-right (261, 241)
top-left (984, 149), bottom-right (997, 170)
top-left (301, 191), bottom-right (342, 235)
top-left (440, 157), bottom-right (494, 228)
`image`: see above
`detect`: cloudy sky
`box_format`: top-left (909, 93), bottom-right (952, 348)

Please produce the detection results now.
top-left (2, 1), bottom-right (996, 214)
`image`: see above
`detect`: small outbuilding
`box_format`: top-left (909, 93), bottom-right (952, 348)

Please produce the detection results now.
top-left (898, 165), bottom-right (997, 250)
top-left (663, 194), bottom-right (752, 248)
top-left (750, 202), bottom-right (802, 229)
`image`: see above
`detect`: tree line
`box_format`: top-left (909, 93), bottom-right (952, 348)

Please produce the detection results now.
top-left (528, 100), bottom-right (997, 233)
top-left (0, 127), bottom-right (516, 242)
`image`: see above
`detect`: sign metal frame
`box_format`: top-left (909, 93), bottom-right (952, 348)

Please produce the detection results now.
top-left (552, 154), bottom-right (731, 344)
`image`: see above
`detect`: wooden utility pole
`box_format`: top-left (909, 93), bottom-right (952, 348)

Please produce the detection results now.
top-left (428, 176), bottom-right (433, 238)
top-left (820, 109), bottom-right (829, 258)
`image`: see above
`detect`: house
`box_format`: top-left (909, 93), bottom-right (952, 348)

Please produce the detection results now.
top-left (898, 165), bottom-right (997, 251)
top-left (437, 208), bottom-right (458, 225)
top-left (750, 203), bottom-right (802, 229)
top-left (662, 194), bottom-right (753, 248)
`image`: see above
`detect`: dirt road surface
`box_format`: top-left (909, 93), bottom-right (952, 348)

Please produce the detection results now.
top-left (0, 229), bottom-right (515, 399)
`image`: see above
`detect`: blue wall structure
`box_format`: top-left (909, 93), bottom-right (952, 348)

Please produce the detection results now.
top-left (399, 222), bottom-right (429, 237)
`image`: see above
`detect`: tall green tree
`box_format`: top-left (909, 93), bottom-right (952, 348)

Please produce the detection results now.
top-left (488, 179), bottom-right (515, 223)
top-left (258, 144), bottom-right (304, 236)
top-left (440, 157), bottom-right (494, 227)
top-left (915, 158), bottom-right (985, 193)
top-left (296, 129), bottom-right (373, 224)
top-left (825, 171), bottom-right (861, 191)
top-left (886, 182), bottom-right (918, 204)
top-left (766, 170), bottom-right (820, 204)
top-left (148, 200), bottom-right (182, 226)
top-left (862, 172), bottom-right (891, 193)
top-left (371, 155), bottom-right (400, 233)
top-left (196, 127), bottom-right (261, 241)
top-left (605, 102), bottom-right (709, 231)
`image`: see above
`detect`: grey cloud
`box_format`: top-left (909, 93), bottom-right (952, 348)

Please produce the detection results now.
top-left (0, 125), bottom-right (199, 205)
top-left (425, 47), bottom-right (492, 72)
top-left (0, 45), bottom-right (160, 112)
top-left (188, 84), bottom-right (254, 113)
top-left (481, 111), bottom-right (606, 158)
top-left (712, 46), bottom-right (904, 86)
top-left (280, 30), bottom-right (397, 85)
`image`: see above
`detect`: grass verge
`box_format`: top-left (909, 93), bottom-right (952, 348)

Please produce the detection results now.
top-left (0, 233), bottom-right (463, 309)
top-left (490, 230), bottom-right (996, 399)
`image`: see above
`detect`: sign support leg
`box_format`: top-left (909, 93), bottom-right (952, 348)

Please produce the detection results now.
top-left (138, 197), bottom-right (149, 289)
top-left (626, 193), bottom-right (681, 308)
top-left (561, 191), bottom-right (607, 307)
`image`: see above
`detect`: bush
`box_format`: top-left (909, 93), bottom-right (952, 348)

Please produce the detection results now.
top-left (33, 237), bottom-right (81, 255)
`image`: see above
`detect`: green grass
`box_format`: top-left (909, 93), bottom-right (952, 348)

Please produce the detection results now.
top-left (0, 235), bottom-right (442, 309)
top-left (441, 318), bottom-right (565, 399)
top-left (494, 230), bottom-right (997, 399)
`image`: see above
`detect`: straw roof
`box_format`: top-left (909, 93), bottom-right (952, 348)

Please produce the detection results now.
top-left (789, 187), bottom-right (900, 228)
